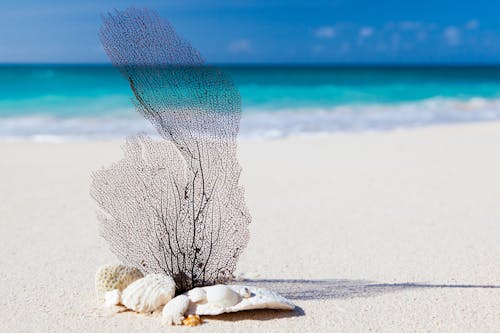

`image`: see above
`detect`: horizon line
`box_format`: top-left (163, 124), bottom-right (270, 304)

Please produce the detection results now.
top-left (2, 62), bottom-right (500, 68)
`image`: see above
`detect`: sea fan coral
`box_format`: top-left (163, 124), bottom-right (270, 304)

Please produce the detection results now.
top-left (91, 8), bottom-right (251, 292)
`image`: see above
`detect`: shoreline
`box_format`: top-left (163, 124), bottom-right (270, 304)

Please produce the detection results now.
top-left (2, 118), bottom-right (500, 143)
top-left (4, 94), bottom-right (500, 141)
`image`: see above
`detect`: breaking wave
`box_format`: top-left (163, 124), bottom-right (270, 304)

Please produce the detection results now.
top-left (2, 97), bottom-right (500, 141)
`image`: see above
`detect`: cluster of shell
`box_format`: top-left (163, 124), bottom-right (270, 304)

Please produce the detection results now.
top-left (95, 264), bottom-right (296, 327)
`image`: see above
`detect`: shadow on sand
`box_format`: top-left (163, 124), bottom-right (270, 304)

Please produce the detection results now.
top-left (217, 278), bottom-right (499, 322)
top-left (239, 278), bottom-right (500, 301)
top-left (205, 306), bottom-right (306, 322)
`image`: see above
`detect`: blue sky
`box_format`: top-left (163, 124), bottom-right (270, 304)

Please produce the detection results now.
top-left (1, 0), bottom-right (500, 64)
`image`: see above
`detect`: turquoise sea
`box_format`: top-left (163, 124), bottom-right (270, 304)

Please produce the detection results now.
top-left (2, 65), bottom-right (500, 140)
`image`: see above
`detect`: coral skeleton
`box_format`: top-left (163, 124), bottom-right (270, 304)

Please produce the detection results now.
top-left (95, 264), bottom-right (143, 299)
top-left (91, 7), bottom-right (251, 293)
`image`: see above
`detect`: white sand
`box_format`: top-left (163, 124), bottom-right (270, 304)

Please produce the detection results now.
top-left (1, 122), bottom-right (499, 332)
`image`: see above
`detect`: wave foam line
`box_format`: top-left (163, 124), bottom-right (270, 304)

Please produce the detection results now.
top-left (2, 97), bottom-right (500, 141)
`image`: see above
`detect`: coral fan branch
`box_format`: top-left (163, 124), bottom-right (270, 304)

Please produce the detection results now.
top-left (92, 8), bottom-right (251, 292)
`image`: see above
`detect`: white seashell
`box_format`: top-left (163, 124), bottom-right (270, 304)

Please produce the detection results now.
top-left (162, 284), bottom-right (295, 319)
top-left (104, 289), bottom-right (122, 307)
top-left (162, 294), bottom-right (190, 325)
top-left (205, 285), bottom-right (241, 308)
top-left (95, 264), bottom-right (143, 300)
top-left (121, 274), bottom-right (176, 313)
top-left (190, 285), bottom-right (295, 315)
top-left (187, 287), bottom-right (206, 303)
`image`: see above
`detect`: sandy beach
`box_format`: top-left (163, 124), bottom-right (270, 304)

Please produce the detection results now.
top-left (1, 122), bottom-right (499, 332)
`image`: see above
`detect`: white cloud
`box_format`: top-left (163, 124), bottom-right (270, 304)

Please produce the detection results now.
top-left (384, 21), bottom-right (437, 34)
top-left (314, 26), bottom-right (336, 39)
top-left (465, 19), bottom-right (479, 30)
top-left (443, 26), bottom-right (461, 46)
top-left (227, 39), bottom-right (252, 53)
top-left (359, 27), bottom-right (374, 38)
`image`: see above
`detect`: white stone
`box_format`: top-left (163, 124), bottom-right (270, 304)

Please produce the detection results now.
top-left (104, 289), bottom-right (122, 307)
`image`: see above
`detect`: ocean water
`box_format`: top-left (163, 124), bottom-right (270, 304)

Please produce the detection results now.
top-left (2, 65), bottom-right (500, 140)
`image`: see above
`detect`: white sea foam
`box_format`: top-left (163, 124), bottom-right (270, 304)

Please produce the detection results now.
top-left (2, 97), bottom-right (500, 141)
top-left (241, 97), bottom-right (500, 138)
